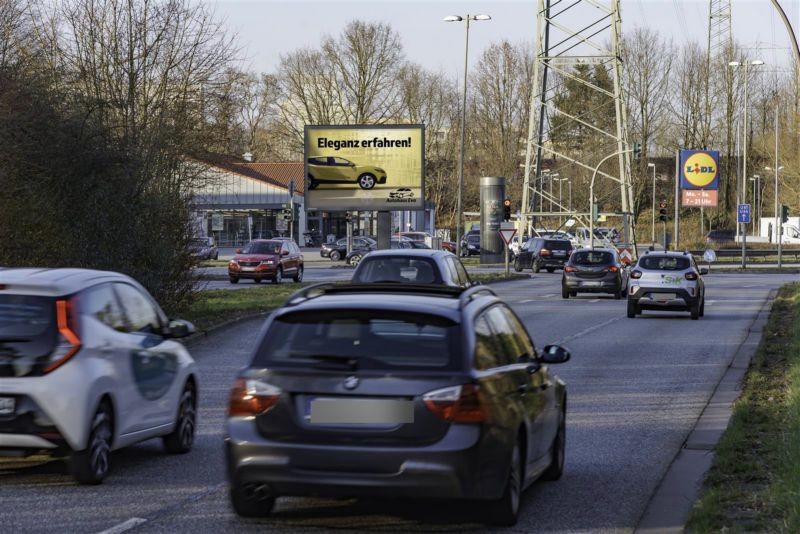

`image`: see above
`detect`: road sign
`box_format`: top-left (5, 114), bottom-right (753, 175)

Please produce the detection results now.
top-left (738, 204), bottom-right (751, 224)
top-left (618, 248), bottom-right (633, 265)
top-left (498, 228), bottom-right (517, 245)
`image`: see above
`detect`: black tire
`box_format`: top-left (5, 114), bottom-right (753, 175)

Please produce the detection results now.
top-left (562, 285), bottom-right (570, 299)
top-left (613, 286), bottom-right (622, 300)
top-left (70, 402), bottom-right (113, 485)
top-left (330, 250), bottom-right (341, 262)
top-left (627, 299), bottom-right (637, 318)
top-left (533, 261), bottom-right (541, 273)
top-left (546, 267), bottom-right (555, 273)
top-left (485, 442), bottom-right (522, 527)
top-left (214, 252), bottom-right (219, 260)
top-left (690, 302), bottom-right (700, 320)
top-left (542, 406), bottom-right (566, 481)
top-left (230, 483), bottom-right (276, 518)
top-left (229, 277), bottom-right (239, 284)
top-left (570, 291), bottom-right (577, 297)
top-left (358, 173), bottom-right (376, 190)
top-left (272, 267), bottom-right (282, 284)
top-left (514, 260), bottom-right (522, 273)
top-left (700, 298), bottom-right (705, 317)
top-left (293, 265), bottom-right (303, 283)
top-left (163, 383), bottom-right (196, 454)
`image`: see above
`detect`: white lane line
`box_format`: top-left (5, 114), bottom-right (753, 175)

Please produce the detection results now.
top-left (552, 316), bottom-right (622, 345)
top-left (589, 299), bottom-right (600, 303)
top-left (705, 300), bottom-right (715, 306)
top-left (519, 299), bottom-right (534, 303)
top-left (542, 294), bottom-right (557, 298)
top-left (96, 518), bottom-right (147, 534)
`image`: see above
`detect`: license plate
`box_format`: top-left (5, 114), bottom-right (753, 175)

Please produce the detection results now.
top-left (553, 251), bottom-right (566, 256)
top-left (305, 397), bottom-right (414, 425)
top-left (0, 397), bottom-right (15, 416)
top-left (241, 267), bottom-right (255, 272)
top-left (581, 281), bottom-right (602, 287)
top-left (653, 293), bottom-right (676, 301)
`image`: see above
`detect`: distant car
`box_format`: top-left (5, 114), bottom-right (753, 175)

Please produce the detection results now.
top-left (345, 237), bottom-right (410, 266)
top-left (229, 239), bottom-right (304, 284)
top-left (188, 237), bottom-right (218, 260)
top-left (514, 238), bottom-right (573, 273)
top-left (442, 240), bottom-right (457, 253)
top-left (627, 251), bottom-right (707, 320)
top-left (224, 283), bottom-right (570, 526)
top-left (509, 235), bottom-right (530, 257)
top-left (704, 229), bottom-right (736, 245)
top-left (389, 188), bottom-right (414, 199)
top-left (562, 248), bottom-right (629, 299)
top-left (0, 268), bottom-right (198, 484)
top-left (321, 237), bottom-right (376, 262)
top-left (352, 249), bottom-right (474, 288)
top-left (307, 156), bottom-right (387, 190)
top-left (461, 233), bottom-right (481, 256)
top-left (396, 231), bottom-right (430, 243)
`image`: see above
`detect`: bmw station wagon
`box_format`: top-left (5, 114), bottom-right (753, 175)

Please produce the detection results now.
top-left (225, 283), bottom-right (570, 526)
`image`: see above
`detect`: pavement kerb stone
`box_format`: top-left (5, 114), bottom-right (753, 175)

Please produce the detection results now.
top-left (634, 288), bottom-right (778, 533)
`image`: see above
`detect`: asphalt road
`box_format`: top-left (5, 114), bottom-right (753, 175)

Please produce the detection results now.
top-left (1, 272), bottom-right (795, 533)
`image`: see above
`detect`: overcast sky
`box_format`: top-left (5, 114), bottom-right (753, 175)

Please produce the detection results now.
top-left (207, 0), bottom-right (798, 78)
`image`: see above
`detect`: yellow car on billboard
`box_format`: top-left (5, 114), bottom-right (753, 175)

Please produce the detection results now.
top-left (307, 156), bottom-right (387, 190)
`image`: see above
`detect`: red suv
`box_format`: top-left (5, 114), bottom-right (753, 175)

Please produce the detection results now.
top-left (229, 239), bottom-right (304, 284)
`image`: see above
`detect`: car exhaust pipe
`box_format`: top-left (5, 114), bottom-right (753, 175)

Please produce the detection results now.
top-left (243, 483), bottom-right (272, 501)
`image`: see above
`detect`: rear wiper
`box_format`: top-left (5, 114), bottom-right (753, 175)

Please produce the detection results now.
top-left (292, 353), bottom-right (359, 370)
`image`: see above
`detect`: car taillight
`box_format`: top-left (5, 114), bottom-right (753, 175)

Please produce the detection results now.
top-left (607, 266), bottom-right (619, 273)
top-left (564, 265), bottom-right (577, 273)
top-left (630, 270), bottom-right (643, 279)
top-left (540, 249), bottom-right (551, 256)
top-left (423, 384), bottom-right (491, 423)
top-left (44, 298), bottom-right (81, 373)
top-left (685, 272), bottom-right (698, 280)
top-left (227, 378), bottom-right (281, 417)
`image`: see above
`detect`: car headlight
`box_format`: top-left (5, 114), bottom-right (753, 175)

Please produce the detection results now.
top-left (261, 260), bottom-right (275, 265)
top-left (229, 259), bottom-right (238, 265)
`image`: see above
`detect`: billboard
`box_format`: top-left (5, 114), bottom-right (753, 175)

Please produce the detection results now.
top-left (680, 149), bottom-right (719, 190)
top-left (304, 124), bottom-right (425, 211)
top-left (682, 189), bottom-right (718, 207)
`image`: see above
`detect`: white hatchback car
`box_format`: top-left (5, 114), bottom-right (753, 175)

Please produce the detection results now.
top-left (627, 251), bottom-right (707, 320)
top-left (0, 268), bottom-right (199, 484)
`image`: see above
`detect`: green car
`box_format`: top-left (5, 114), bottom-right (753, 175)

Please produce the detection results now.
top-left (307, 156), bottom-right (387, 190)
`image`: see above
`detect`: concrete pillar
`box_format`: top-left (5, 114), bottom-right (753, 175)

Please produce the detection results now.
top-left (376, 211), bottom-right (392, 249)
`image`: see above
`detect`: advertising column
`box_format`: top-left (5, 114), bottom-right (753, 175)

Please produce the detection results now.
top-left (480, 177), bottom-right (505, 264)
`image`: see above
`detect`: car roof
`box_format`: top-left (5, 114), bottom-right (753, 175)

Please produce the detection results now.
top-left (359, 249), bottom-right (453, 259)
top-left (0, 268), bottom-right (132, 296)
top-left (640, 250), bottom-right (694, 259)
top-left (573, 247), bottom-right (616, 253)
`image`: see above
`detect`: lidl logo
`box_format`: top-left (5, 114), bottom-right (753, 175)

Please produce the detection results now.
top-left (680, 149), bottom-right (719, 190)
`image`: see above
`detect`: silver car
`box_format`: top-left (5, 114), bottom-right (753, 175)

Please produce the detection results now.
top-left (0, 268), bottom-right (199, 484)
top-left (627, 251), bottom-right (707, 320)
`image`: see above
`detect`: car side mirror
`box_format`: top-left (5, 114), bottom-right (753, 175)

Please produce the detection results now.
top-left (236, 248), bottom-right (242, 254)
top-left (540, 344), bottom-right (571, 364)
top-left (282, 250), bottom-right (289, 256)
top-left (699, 267), bottom-right (709, 275)
top-left (167, 319), bottom-right (196, 339)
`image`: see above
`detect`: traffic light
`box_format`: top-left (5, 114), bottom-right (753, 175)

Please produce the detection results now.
top-left (781, 204), bottom-right (789, 223)
top-left (503, 198), bottom-right (511, 222)
top-left (659, 200), bottom-right (668, 222)
top-left (633, 142), bottom-right (642, 161)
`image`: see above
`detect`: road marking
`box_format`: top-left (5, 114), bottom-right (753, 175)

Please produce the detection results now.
top-left (589, 299), bottom-right (600, 303)
top-left (705, 300), bottom-right (715, 306)
top-left (542, 294), bottom-right (557, 298)
top-left (96, 518), bottom-right (147, 534)
top-left (553, 316), bottom-right (622, 345)
top-left (519, 299), bottom-right (534, 303)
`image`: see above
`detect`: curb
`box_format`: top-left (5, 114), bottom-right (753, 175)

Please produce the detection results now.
top-left (181, 311), bottom-right (272, 348)
top-left (634, 288), bottom-right (777, 533)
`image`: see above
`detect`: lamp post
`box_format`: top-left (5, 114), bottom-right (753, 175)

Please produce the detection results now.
top-left (749, 175), bottom-right (760, 235)
top-left (648, 163), bottom-right (656, 243)
top-left (445, 13), bottom-right (491, 258)
top-left (555, 176), bottom-right (568, 224)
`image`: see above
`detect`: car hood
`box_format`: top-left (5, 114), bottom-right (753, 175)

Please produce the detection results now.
top-left (233, 254), bottom-right (279, 262)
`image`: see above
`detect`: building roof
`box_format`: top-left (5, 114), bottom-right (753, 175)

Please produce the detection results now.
top-left (191, 153), bottom-right (305, 196)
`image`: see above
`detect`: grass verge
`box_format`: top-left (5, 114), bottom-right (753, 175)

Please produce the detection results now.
top-left (471, 272), bottom-right (530, 284)
top-left (687, 282), bottom-right (800, 532)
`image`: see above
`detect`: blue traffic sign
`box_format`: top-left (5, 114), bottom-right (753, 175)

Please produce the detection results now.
top-left (738, 204), bottom-right (751, 224)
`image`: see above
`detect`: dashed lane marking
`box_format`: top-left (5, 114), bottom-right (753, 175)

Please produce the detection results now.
top-left (96, 518), bottom-right (147, 534)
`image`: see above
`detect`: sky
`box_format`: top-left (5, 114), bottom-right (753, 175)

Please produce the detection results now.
top-left (206, 0), bottom-right (799, 78)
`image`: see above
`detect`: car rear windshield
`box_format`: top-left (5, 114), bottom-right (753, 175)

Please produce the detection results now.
top-left (572, 251), bottom-right (613, 265)
top-left (353, 257), bottom-right (441, 284)
top-left (242, 241), bottom-right (281, 255)
top-left (544, 240), bottom-right (571, 250)
top-left (466, 234), bottom-right (480, 243)
top-left (253, 310), bottom-right (460, 371)
top-left (638, 256), bottom-right (691, 270)
top-left (0, 295), bottom-right (57, 377)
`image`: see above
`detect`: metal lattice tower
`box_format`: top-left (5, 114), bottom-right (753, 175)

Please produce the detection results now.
top-left (519, 0), bottom-right (634, 248)
top-left (708, 0), bottom-right (733, 62)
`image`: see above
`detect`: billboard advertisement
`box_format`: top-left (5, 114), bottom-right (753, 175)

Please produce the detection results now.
top-left (680, 149), bottom-right (719, 190)
top-left (304, 124), bottom-right (425, 211)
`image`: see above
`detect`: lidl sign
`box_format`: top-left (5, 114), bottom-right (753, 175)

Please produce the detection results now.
top-left (680, 149), bottom-right (719, 190)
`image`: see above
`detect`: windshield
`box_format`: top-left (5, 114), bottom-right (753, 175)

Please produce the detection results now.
top-left (572, 251), bottom-right (613, 265)
top-left (544, 240), bottom-right (571, 250)
top-left (639, 256), bottom-right (691, 271)
top-left (242, 241), bottom-right (281, 255)
top-left (353, 257), bottom-right (441, 284)
top-left (254, 310), bottom-right (460, 371)
top-left (466, 234), bottom-right (480, 244)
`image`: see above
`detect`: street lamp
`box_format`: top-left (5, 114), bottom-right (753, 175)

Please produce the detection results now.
top-left (648, 163), bottom-right (656, 243)
top-left (766, 164), bottom-right (784, 244)
top-left (445, 13), bottom-right (491, 258)
top-left (749, 175), bottom-right (761, 235)
top-left (555, 176), bottom-right (568, 224)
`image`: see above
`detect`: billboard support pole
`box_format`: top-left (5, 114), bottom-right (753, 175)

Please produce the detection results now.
top-left (376, 211), bottom-right (391, 250)
top-left (674, 150), bottom-right (680, 251)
